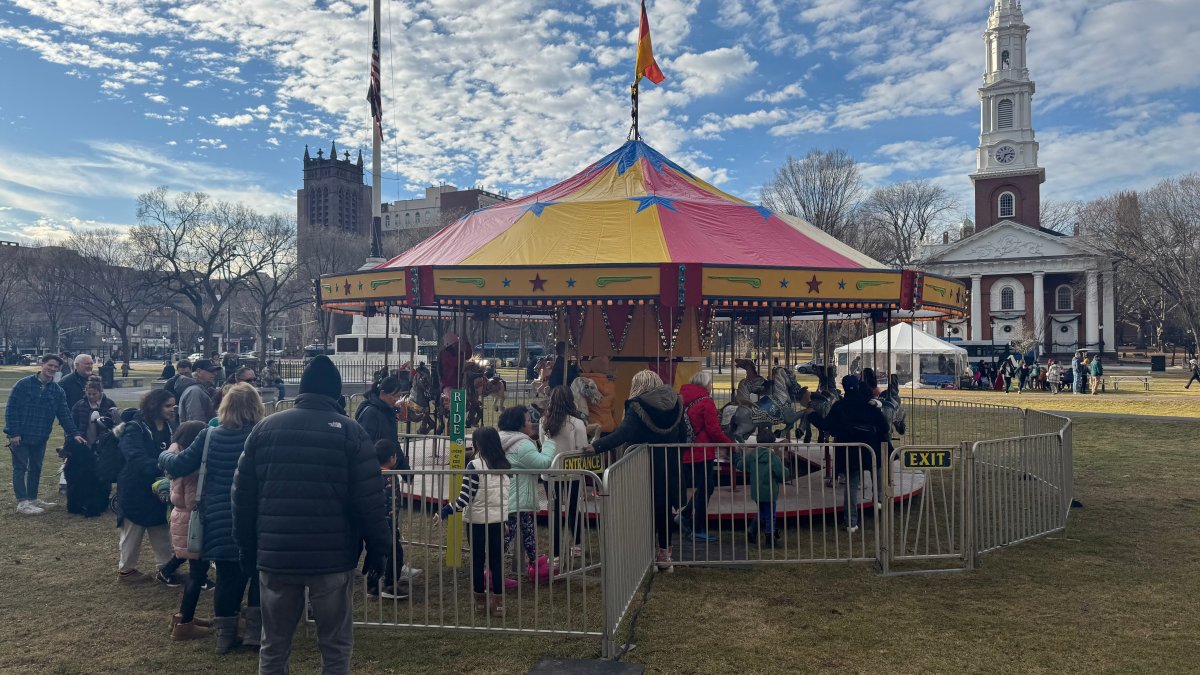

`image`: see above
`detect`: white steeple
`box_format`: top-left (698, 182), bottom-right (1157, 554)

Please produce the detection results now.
top-left (974, 0), bottom-right (1040, 175)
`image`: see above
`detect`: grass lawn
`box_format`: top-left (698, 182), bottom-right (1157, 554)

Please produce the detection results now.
top-left (1, 403), bottom-right (1198, 673)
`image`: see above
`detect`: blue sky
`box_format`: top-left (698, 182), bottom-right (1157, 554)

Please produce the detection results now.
top-left (0, 0), bottom-right (1198, 245)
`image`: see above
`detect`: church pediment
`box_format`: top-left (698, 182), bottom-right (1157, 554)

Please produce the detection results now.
top-left (923, 221), bottom-right (1092, 263)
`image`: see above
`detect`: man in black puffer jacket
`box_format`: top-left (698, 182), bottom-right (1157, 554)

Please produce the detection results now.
top-left (233, 355), bottom-right (388, 674)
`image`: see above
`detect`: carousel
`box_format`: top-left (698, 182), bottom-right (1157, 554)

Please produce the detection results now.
top-left (316, 135), bottom-right (968, 522)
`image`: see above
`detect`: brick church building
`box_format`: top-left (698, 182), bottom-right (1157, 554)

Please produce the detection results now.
top-left (922, 0), bottom-right (1116, 358)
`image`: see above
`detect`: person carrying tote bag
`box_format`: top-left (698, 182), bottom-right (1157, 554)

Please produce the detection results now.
top-left (160, 420), bottom-right (213, 640)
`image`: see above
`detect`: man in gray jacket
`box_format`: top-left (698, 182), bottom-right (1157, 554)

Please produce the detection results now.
top-left (177, 359), bottom-right (220, 423)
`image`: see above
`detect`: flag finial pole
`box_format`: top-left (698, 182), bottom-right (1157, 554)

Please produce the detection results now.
top-left (629, 82), bottom-right (640, 141)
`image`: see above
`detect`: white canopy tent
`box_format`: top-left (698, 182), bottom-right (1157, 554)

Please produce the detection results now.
top-left (835, 323), bottom-right (968, 388)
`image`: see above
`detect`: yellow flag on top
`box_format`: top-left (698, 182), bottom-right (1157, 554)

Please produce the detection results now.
top-left (635, 0), bottom-right (665, 84)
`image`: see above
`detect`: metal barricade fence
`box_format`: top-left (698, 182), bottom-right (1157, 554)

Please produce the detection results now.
top-left (972, 432), bottom-right (1069, 555)
top-left (642, 442), bottom-right (881, 567)
top-left (881, 444), bottom-right (970, 574)
top-left (347, 466), bottom-right (607, 644)
top-left (599, 445), bottom-right (654, 658)
top-left (903, 398), bottom-right (1025, 446)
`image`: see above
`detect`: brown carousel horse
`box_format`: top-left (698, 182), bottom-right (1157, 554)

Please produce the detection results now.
top-left (396, 364), bottom-right (438, 436)
top-left (440, 361), bottom-right (507, 428)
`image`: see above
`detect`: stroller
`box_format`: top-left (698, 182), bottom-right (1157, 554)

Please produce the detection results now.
top-left (63, 408), bottom-right (122, 517)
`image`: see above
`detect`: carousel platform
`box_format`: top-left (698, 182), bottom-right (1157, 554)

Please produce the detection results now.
top-left (395, 437), bottom-right (925, 521)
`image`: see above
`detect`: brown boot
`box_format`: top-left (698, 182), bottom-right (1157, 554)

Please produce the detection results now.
top-left (214, 616), bottom-right (242, 654)
top-left (473, 592), bottom-right (487, 613)
top-left (173, 613), bottom-right (213, 629)
top-left (489, 594), bottom-right (505, 618)
top-left (170, 619), bottom-right (212, 641)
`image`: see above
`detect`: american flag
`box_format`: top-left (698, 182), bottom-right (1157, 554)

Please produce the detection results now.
top-left (367, 18), bottom-right (383, 138)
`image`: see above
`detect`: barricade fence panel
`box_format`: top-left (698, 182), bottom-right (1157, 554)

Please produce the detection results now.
top-left (642, 442), bottom-right (882, 567)
top-left (599, 446), bottom-right (654, 658)
top-left (344, 466), bottom-right (606, 640)
top-left (882, 444), bottom-right (969, 574)
top-left (972, 433), bottom-right (1068, 555)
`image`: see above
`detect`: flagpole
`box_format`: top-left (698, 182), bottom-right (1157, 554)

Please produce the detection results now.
top-left (368, 0), bottom-right (384, 262)
top-left (630, 81), bottom-right (640, 141)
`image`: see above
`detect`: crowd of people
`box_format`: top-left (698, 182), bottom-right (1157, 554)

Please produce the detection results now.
top-left (5, 347), bottom-right (909, 668)
top-left (5, 353), bottom-right (392, 673)
top-left (969, 350), bottom-right (1105, 394)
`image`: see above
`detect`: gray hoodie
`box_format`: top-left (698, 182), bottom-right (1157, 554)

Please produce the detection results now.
top-left (176, 375), bottom-right (216, 424)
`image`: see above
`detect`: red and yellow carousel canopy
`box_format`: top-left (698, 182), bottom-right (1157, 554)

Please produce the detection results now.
top-left (318, 140), bottom-right (966, 315)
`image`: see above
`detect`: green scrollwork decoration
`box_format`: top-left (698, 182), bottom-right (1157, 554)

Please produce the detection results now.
top-left (855, 280), bottom-right (893, 291)
top-left (707, 275), bottom-right (762, 289)
top-left (596, 275), bottom-right (652, 288)
top-left (928, 284), bottom-right (947, 297)
top-left (439, 277), bottom-right (486, 288)
top-left (370, 278), bottom-right (404, 290)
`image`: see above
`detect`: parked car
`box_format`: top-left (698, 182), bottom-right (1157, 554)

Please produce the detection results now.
top-left (794, 359), bottom-right (826, 375)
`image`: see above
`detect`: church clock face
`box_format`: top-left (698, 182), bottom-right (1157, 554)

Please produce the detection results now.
top-left (995, 145), bottom-right (1016, 164)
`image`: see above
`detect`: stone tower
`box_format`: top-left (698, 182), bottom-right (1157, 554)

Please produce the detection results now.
top-left (296, 143), bottom-right (372, 262)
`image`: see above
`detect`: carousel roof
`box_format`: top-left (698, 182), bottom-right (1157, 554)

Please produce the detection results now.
top-left (318, 139), bottom-right (967, 316)
top-left (379, 140), bottom-right (881, 270)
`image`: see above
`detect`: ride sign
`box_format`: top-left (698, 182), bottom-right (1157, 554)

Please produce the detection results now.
top-left (446, 389), bottom-right (467, 567)
top-left (902, 448), bottom-right (953, 470)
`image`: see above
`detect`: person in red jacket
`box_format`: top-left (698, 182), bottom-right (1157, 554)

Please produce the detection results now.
top-left (438, 331), bottom-right (473, 401)
top-left (678, 370), bottom-right (733, 542)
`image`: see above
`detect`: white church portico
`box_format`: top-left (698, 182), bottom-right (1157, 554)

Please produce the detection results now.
top-left (921, 0), bottom-right (1116, 359)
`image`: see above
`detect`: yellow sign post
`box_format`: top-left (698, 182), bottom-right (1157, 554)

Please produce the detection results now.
top-left (445, 389), bottom-right (466, 567)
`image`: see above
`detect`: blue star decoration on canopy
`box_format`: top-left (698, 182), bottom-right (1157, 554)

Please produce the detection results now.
top-left (524, 201), bottom-right (557, 217)
top-left (530, 274), bottom-right (547, 292)
top-left (806, 275), bottom-right (822, 293)
top-left (837, 279), bottom-right (847, 290)
top-left (628, 195), bottom-right (678, 213)
top-left (779, 279), bottom-right (789, 288)
top-left (357, 281), bottom-right (364, 290)
top-left (566, 277), bottom-right (576, 288)
top-left (502, 278), bottom-right (511, 287)
top-left (751, 205), bottom-right (773, 220)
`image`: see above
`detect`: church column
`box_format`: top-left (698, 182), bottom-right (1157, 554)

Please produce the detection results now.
top-left (1102, 270), bottom-right (1116, 355)
top-left (1085, 270), bottom-right (1100, 351)
top-left (1032, 271), bottom-right (1045, 351)
top-left (970, 274), bottom-right (983, 341)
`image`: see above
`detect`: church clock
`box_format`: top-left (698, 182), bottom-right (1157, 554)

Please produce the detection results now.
top-left (995, 145), bottom-right (1016, 164)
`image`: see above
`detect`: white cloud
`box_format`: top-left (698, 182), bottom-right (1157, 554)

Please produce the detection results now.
top-left (670, 46), bottom-right (757, 97)
top-left (144, 92), bottom-right (169, 104)
top-left (182, 79), bottom-right (204, 87)
top-left (747, 82), bottom-right (806, 103)
top-left (210, 113), bottom-right (253, 127)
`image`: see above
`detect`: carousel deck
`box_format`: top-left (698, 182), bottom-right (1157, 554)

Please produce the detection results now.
top-left (395, 438), bottom-right (925, 520)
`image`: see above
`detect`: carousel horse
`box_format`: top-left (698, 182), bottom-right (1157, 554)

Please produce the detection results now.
top-left (569, 375), bottom-right (604, 440)
top-left (442, 362), bottom-right (508, 428)
top-left (397, 364), bottom-right (438, 436)
top-left (532, 355), bottom-right (555, 400)
top-left (721, 361), bottom-right (807, 441)
top-left (878, 375), bottom-right (907, 440)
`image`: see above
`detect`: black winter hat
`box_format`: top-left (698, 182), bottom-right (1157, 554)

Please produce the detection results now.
top-left (300, 355), bottom-right (342, 399)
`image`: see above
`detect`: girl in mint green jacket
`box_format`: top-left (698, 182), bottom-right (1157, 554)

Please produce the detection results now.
top-left (497, 406), bottom-right (555, 576)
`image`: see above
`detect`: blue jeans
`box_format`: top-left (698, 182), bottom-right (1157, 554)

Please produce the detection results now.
top-left (10, 440), bottom-right (47, 502)
top-left (844, 466), bottom-right (882, 528)
top-left (757, 500), bottom-right (776, 535)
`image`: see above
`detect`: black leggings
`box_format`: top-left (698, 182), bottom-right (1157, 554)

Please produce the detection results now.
top-left (504, 512), bottom-right (537, 561)
top-left (213, 560), bottom-right (260, 618)
top-left (179, 558), bottom-right (208, 623)
top-left (470, 523), bottom-right (504, 594)
top-left (652, 447), bottom-right (681, 550)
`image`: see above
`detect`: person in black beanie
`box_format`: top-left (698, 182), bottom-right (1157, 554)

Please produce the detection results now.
top-left (232, 355), bottom-right (389, 673)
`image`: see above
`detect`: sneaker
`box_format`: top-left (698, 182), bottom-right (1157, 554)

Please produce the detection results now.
top-left (16, 501), bottom-right (45, 515)
top-left (689, 531), bottom-right (716, 543)
top-left (201, 578), bottom-right (216, 592)
top-left (378, 585), bottom-right (409, 600)
top-left (655, 547), bottom-right (674, 572)
top-left (398, 565), bottom-right (422, 583)
top-left (569, 545), bottom-right (584, 559)
top-left (155, 569), bottom-right (182, 587)
top-left (31, 498), bottom-right (56, 509)
top-left (118, 569), bottom-right (152, 583)
top-left (846, 524), bottom-right (859, 534)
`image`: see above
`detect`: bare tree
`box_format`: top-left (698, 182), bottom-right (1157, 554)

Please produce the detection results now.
top-left (62, 228), bottom-right (161, 369)
top-left (241, 214), bottom-right (310, 361)
top-left (131, 187), bottom-right (275, 351)
top-left (301, 228), bottom-right (370, 347)
top-left (760, 149), bottom-right (864, 242)
top-left (1040, 199), bottom-right (1083, 234)
top-left (0, 247), bottom-right (22, 355)
top-left (861, 179), bottom-right (959, 267)
top-left (1089, 175), bottom-right (1200, 353)
top-left (17, 245), bottom-right (76, 353)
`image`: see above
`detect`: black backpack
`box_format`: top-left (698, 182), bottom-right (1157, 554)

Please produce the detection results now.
top-left (96, 408), bottom-right (137, 484)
